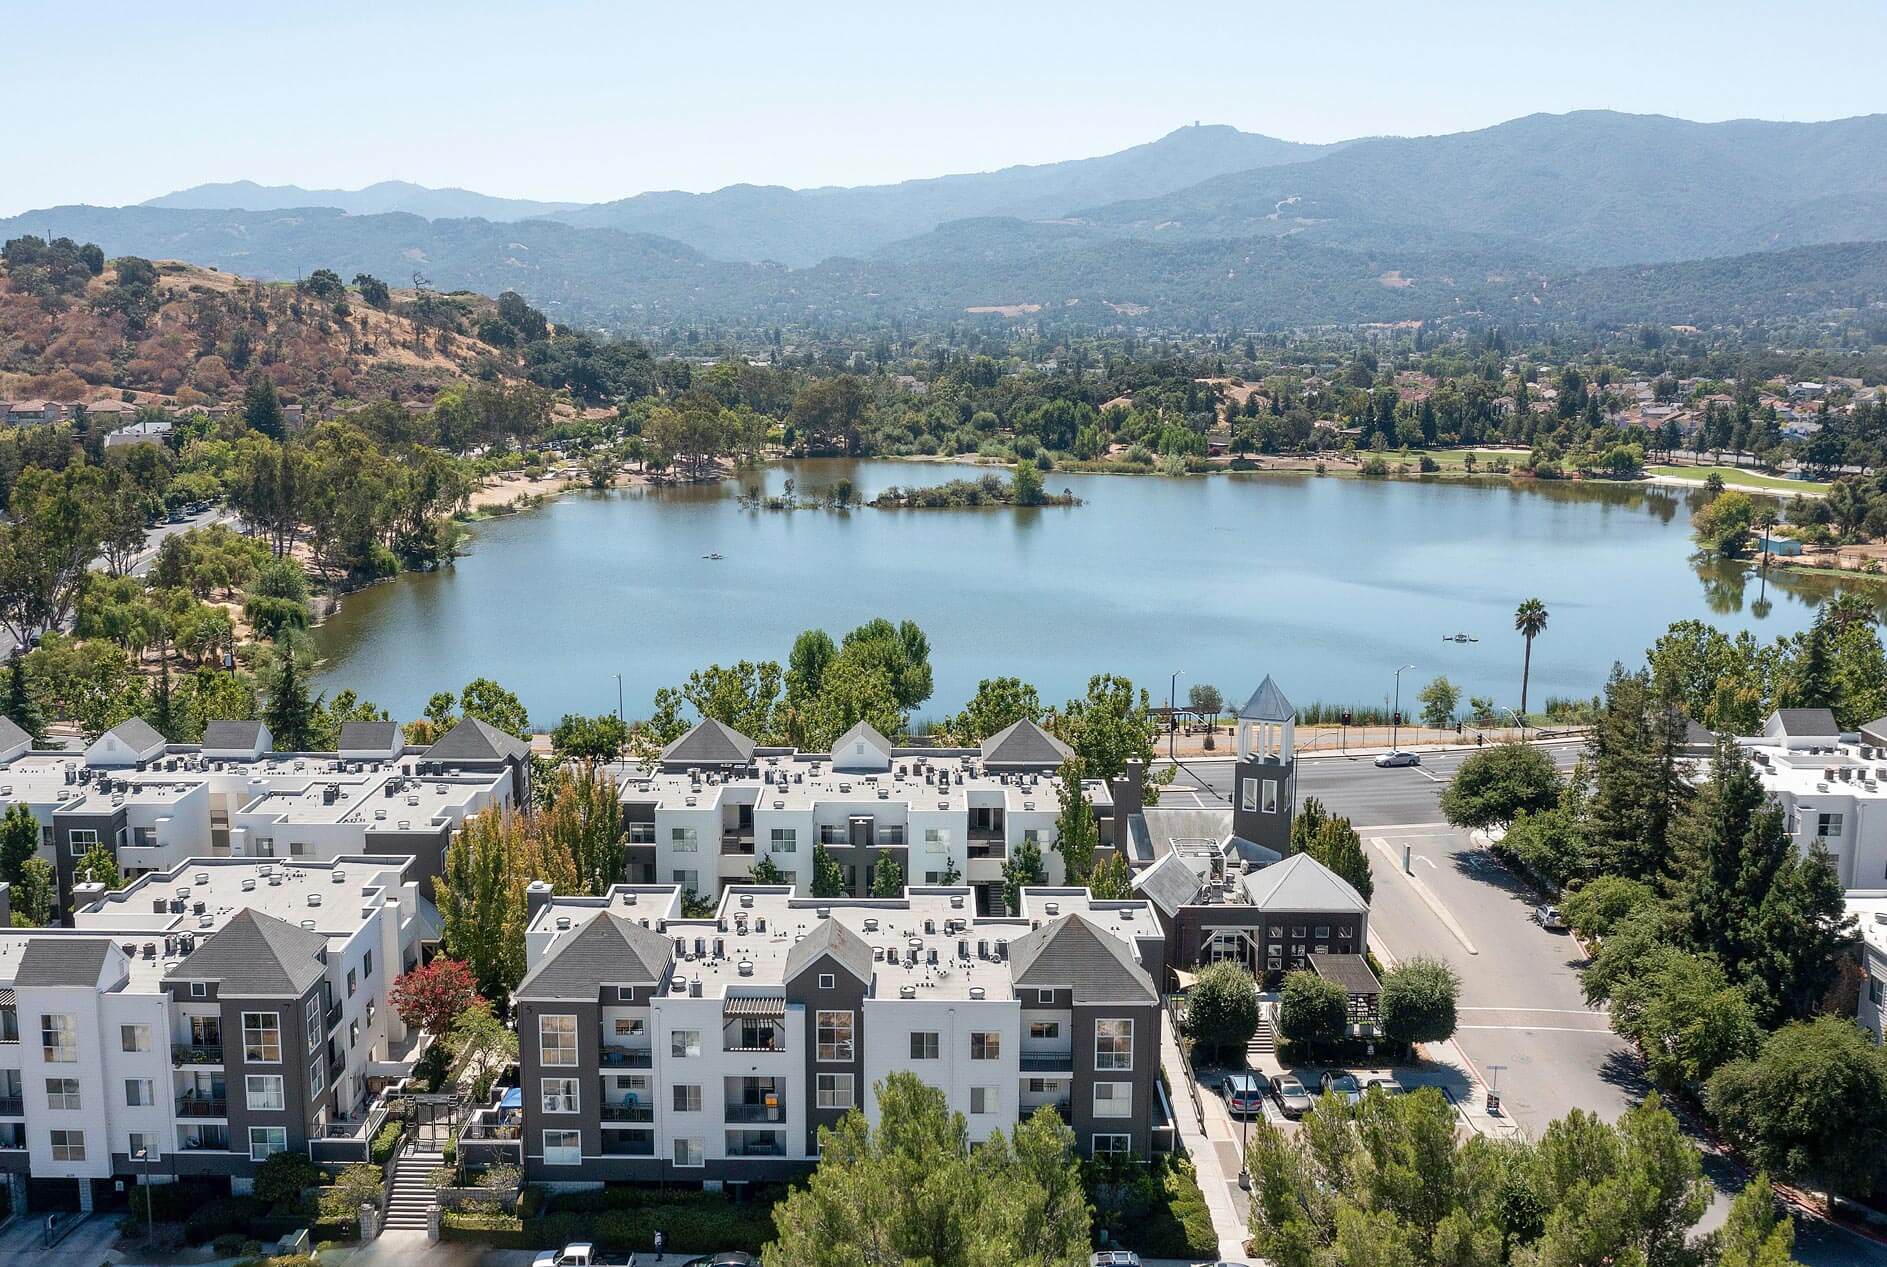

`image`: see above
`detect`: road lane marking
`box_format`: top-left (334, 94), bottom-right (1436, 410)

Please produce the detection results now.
top-left (1415, 855), bottom-right (1438, 870)
top-left (1369, 837), bottom-right (1478, 955)
top-left (1459, 1007), bottom-right (1604, 1014)
top-left (1456, 1024), bottom-right (1618, 1034)
top-left (1411, 766), bottom-right (1446, 783)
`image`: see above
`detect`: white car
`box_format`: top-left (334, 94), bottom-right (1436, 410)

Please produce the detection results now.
top-left (1373, 750), bottom-right (1421, 767)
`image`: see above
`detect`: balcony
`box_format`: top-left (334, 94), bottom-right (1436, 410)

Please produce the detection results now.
top-left (967, 839), bottom-right (1008, 860)
top-left (0, 1096), bottom-right (21, 1116)
top-left (876, 827), bottom-right (906, 847)
top-left (601, 1103), bottom-right (654, 1123)
top-left (1020, 1050), bottom-right (1074, 1073)
top-left (327, 1002), bottom-right (344, 1032)
top-left (600, 1045), bottom-right (652, 1069)
top-left (724, 1129), bottom-right (784, 1157)
top-left (601, 1134), bottom-right (654, 1157)
top-left (720, 829), bottom-right (756, 856)
top-left (172, 1044), bottom-right (224, 1065)
top-left (176, 1093), bottom-right (228, 1118)
top-left (723, 1101), bottom-right (785, 1123)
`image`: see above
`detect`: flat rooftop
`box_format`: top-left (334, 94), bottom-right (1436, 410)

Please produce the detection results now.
top-left (619, 753), bottom-right (1110, 815)
top-left (1743, 739), bottom-right (1887, 799)
top-left (1851, 892), bottom-right (1887, 960)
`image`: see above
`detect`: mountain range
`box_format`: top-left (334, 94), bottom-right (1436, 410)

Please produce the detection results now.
top-left (16, 111), bottom-right (1887, 333)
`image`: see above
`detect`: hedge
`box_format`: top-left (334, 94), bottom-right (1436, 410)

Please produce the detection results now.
top-left (370, 1118), bottom-right (404, 1165)
top-left (442, 1211), bottom-right (530, 1248)
top-left (521, 1188), bottom-right (780, 1256)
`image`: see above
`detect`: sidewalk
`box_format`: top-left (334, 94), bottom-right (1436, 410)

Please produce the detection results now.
top-left (1158, 1020), bottom-right (1257, 1265)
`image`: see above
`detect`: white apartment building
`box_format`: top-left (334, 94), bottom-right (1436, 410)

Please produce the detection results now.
top-left (1739, 708), bottom-right (1887, 891)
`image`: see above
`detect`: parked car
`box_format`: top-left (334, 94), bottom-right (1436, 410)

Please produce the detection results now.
top-left (1363, 1075), bottom-right (1405, 1096)
top-left (1090, 1252), bottom-right (1142, 1267)
top-left (532, 1244), bottom-right (637, 1267)
top-left (683, 1256), bottom-right (756, 1267)
top-left (1273, 1074), bottom-right (1314, 1119)
top-left (1320, 1072), bottom-right (1362, 1105)
top-left (1222, 1071), bottom-right (1270, 1117)
top-left (1533, 903), bottom-right (1567, 931)
top-left (1373, 750), bottom-right (1421, 767)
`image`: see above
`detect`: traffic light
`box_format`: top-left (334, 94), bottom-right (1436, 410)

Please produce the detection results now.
top-left (1340, 710), bottom-right (1352, 727)
top-left (1392, 711), bottom-right (1402, 726)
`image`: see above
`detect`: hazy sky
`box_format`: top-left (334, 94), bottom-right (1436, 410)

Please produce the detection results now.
top-left (6, 0), bottom-right (1884, 216)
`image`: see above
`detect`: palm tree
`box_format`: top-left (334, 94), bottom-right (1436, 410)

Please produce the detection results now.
top-left (1514, 598), bottom-right (1549, 718)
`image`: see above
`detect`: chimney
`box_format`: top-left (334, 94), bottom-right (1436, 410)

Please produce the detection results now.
top-left (72, 880), bottom-right (107, 910)
top-left (1110, 759), bottom-right (1144, 848)
top-left (526, 880), bottom-right (554, 925)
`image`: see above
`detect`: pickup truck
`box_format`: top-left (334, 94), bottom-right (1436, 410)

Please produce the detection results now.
top-left (531, 1243), bottom-right (638, 1267)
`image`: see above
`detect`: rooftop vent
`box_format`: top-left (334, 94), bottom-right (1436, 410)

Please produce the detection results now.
top-left (899, 984), bottom-right (916, 998)
top-left (331, 870), bottom-right (346, 883)
top-left (949, 895), bottom-right (963, 910)
top-left (555, 916), bottom-right (571, 931)
top-left (301, 919), bottom-right (316, 930)
top-left (739, 894), bottom-right (754, 908)
top-left (194, 872), bottom-right (209, 885)
top-left (306, 893), bottom-right (322, 907)
top-left (1044, 902), bottom-right (1059, 916)
top-left (863, 917), bottom-right (879, 932)
top-left (240, 878), bottom-right (255, 892)
top-left (736, 959), bottom-right (754, 977)
top-left (815, 907), bottom-right (831, 920)
top-left (969, 986), bottom-right (985, 1000)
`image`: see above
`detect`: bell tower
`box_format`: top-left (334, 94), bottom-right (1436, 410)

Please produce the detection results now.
top-left (1232, 675), bottom-right (1295, 852)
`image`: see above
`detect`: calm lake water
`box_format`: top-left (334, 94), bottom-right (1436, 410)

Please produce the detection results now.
top-left (312, 461), bottom-right (1860, 726)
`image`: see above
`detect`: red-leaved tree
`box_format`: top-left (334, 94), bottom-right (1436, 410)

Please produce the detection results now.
top-left (388, 957), bottom-right (483, 1036)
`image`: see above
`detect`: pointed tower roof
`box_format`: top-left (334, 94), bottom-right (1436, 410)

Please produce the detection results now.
top-left (1238, 675), bottom-right (1294, 722)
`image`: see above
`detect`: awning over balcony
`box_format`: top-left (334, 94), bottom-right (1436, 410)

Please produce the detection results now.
top-left (723, 995), bottom-right (786, 1018)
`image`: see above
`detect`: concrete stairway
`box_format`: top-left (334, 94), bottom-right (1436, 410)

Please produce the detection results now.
top-left (383, 1148), bottom-right (444, 1232)
top-left (1247, 1009), bottom-right (1278, 1059)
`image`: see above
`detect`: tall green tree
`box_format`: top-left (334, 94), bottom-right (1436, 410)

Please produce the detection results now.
top-left (1051, 759), bottom-right (1097, 884)
top-left (1440, 742), bottom-right (1561, 830)
top-left (458, 677), bottom-right (531, 740)
top-left (1085, 852), bottom-right (1133, 900)
top-left (1299, 813), bottom-right (1373, 903)
top-left (1379, 956), bottom-right (1459, 1045)
top-left (1047, 674), bottom-right (1156, 787)
top-left (945, 676), bottom-right (1043, 744)
top-left (1002, 837), bottom-right (1045, 916)
top-left (73, 841), bottom-right (122, 893)
top-left (1514, 596), bottom-right (1549, 716)
top-left (11, 857), bottom-right (54, 926)
top-left (1585, 665), bottom-right (1690, 880)
top-left (811, 844), bottom-right (845, 899)
top-left (535, 762), bottom-right (625, 895)
top-left (1182, 960), bottom-right (1259, 1060)
top-left (872, 856), bottom-right (905, 898)
top-left (263, 652), bottom-right (316, 751)
top-left (3, 656), bottom-right (45, 745)
top-left (439, 807), bottom-right (528, 999)
top-left (1417, 675), bottom-right (1460, 728)
top-left (0, 803), bottom-right (40, 884)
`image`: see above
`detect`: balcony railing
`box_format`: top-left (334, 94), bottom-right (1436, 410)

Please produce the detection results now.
top-left (327, 1002), bottom-right (344, 1031)
top-left (723, 1102), bottom-right (785, 1123)
top-left (1020, 1051), bottom-right (1074, 1073)
top-left (601, 1136), bottom-right (655, 1156)
top-left (172, 1044), bottom-right (224, 1065)
top-left (177, 1094), bottom-right (228, 1117)
top-left (967, 841), bottom-right (1008, 860)
top-left (720, 830), bottom-right (756, 856)
top-left (600, 1045), bottom-right (652, 1069)
top-left (0, 1096), bottom-right (22, 1116)
top-left (601, 1104), bottom-right (654, 1123)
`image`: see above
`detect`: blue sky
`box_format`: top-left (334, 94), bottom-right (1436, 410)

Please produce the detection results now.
top-left (5, 0), bottom-right (1884, 216)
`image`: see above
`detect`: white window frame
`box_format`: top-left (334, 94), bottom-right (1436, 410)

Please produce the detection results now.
top-left (910, 1031), bottom-right (939, 1060)
top-left (769, 828), bottom-right (797, 854)
top-left (541, 1077), bottom-right (579, 1114)
top-left (818, 973), bottom-right (836, 990)
top-left (672, 1083), bottom-right (702, 1112)
top-left (1240, 777), bottom-right (1258, 812)
top-left (539, 1014), bottom-right (578, 1067)
top-left (40, 1013), bottom-right (76, 1063)
top-left (120, 1023), bottom-right (150, 1052)
top-left (543, 1129), bottom-right (580, 1166)
top-left (816, 1073), bottom-right (854, 1109)
top-left (246, 1074), bottom-right (285, 1111)
top-left (1095, 1018), bottom-right (1134, 1071)
top-left (971, 1031), bottom-right (1000, 1060)
top-left (970, 1086), bottom-right (995, 1114)
top-left (1092, 1133), bottom-right (1131, 1156)
top-left (45, 1077), bottom-right (80, 1110)
top-left (816, 1010), bottom-right (854, 1062)
top-left (671, 826), bottom-right (699, 853)
top-left (670, 1029), bottom-right (702, 1058)
top-left (1093, 1081), bottom-right (1132, 1118)
top-left (1029, 1021), bottom-right (1060, 1040)
top-left (612, 1017), bottom-right (645, 1039)
top-left (49, 1129), bottom-right (84, 1161)
top-left (1262, 779), bottom-right (1279, 814)
top-left (242, 1012), bottom-right (281, 1064)
top-left (304, 995), bottom-right (322, 1052)
top-left (673, 1136), bottom-right (704, 1168)
top-left (248, 1126), bottom-right (287, 1160)
top-left (125, 1078), bottom-right (154, 1107)
top-left (1037, 989), bottom-right (1055, 1005)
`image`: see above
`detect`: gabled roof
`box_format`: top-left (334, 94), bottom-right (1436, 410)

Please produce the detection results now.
top-left (1238, 675), bottom-right (1293, 723)
top-left (1769, 708), bottom-right (1840, 738)
top-left (979, 718), bottom-right (1074, 768)
top-left (1239, 852), bottom-right (1368, 914)
top-left (660, 718), bottom-right (755, 766)
top-left (425, 716), bottom-right (529, 762)
top-left (516, 912), bottom-right (673, 1001)
top-left (201, 719), bottom-right (267, 751)
top-left (1860, 716), bottom-right (1887, 748)
top-left (831, 720), bottom-right (893, 757)
top-left (1130, 851), bottom-right (1204, 918)
top-left (339, 720), bottom-right (402, 753)
top-left (103, 717), bottom-right (167, 754)
top-left (170, 908), bottom-right (328, 997)
top-left (784, 916), bottom-right (873, 985)
top-left (1007, 913), bottom-right (1156, 1004)
top-left (15, 937), bottom-right (115, 988)
top-left (0, 716), bottom-right (29, 754)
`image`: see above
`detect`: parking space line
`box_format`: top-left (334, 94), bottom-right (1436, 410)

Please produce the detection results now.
top-left (1456, 1024), bottom-right (1617, 1034)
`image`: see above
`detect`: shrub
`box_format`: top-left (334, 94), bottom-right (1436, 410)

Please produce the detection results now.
top-left (1379, 956), bottom-right (1460, 1045)
top-left (369, 1117), bottom-right (404, 1164)
top-left (1086, 1154), bottom-right (1216, 1260)
top-left (1181, 960), bottom-right (1259, 1060)
top-left (1278, 970), bottom-right (1347, 1048)
top-left (185, 1197), bottom-right (266, 1244)
top-left (253, 1151), bottom-right (320, 1206)
top-left (212, 1232), bottom-right (250, 1256)
top-left (531, 1187), bottom-right (781, 1254)
top-left (1562, 874), bottom-right (1658, 938)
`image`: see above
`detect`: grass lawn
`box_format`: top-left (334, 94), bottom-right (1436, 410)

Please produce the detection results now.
top-left (1644, 464), bottom-right (1829, 494)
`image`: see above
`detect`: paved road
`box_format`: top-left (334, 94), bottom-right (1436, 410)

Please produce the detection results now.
top-left (0, 1214), bottom-right (120, 1267)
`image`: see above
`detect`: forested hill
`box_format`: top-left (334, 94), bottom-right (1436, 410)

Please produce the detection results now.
top-left (144, 179), bottom-right (584, 222)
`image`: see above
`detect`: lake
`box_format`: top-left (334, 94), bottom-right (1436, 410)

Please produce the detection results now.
top-left (312, 461), bottom-right (1860, 727)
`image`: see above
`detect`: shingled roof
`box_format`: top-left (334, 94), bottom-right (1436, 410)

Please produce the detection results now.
top-left (1007, 913), bottom-right (1156, 1003)
top-left (426, 716), bottom-right (530, 762)
top-left (106, 717), bottom-right (168, 753)
top-left (1130, 851), bottom-right (1205, 917)
top-left (660, 719), bottom-right (756, 766)
top-left (169, 909), bottom-right (329, 997)
top-left (339, 720), bottom-right (402, 753)
top-left (1239, 852), bottom-right (1368, 914)
top-left (979, 718), bottom-right (1074, 769)
top-left (515, 912), bottom-right (673, 1001)
top-left (784, 916), bottom-right (873, 985)
top-left (15, 938), bottom-right (116, 988)
top-left (1768, 708), bottom-right (1840, 738)
top-left (0, 716), bottom-right (30, 754)
top-left (201, 720), bottom-right (267, 751)
top-left (1238, 675), bottom-right (1293, 723)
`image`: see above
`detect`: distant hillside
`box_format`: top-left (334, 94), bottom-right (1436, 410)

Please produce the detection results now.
top-left (1077, 111), bottom-right (1887, 267)
top-left (0, 246), bottom-right (520, 410)
top-left (557, 124), bottom-right (1341, 264)
top-left (144, 179), bottom-right (584, 222)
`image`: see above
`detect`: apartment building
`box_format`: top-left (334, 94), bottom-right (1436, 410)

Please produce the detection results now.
top-left (0, 854), bottom-right (432, 1211)
top-left (504, 882), bottom-right (1170, 1187)
top-left (1853, 893), bottom-right (1887, 1041)
top-left (1737, 708), bottom-right (1887, 891)
top-left (621, 718), bottom-right (1106, 914)
top-left (0, 716), bottom-right (519, 913)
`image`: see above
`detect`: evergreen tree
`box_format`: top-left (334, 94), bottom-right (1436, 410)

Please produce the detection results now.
top-left (1776, 613), bottom-right (1834, 710)
top-left (1303, 814), bottom-right (1374, 903)
top-left (749, 854), bottom-right (788, 885)
top-left (243, 374), bottom-right (285, 439)
top-left (145, 655), bottom-right (180, 742)
top-left (3, 657), bottom-right (44, 745)
top-left (811, 844), bottom-right (845, 898)
top-left (871, 856), bottom-right (904, 897)
top-left (1586, 665), bottom-right (1690, 880)
top-left (264, 653), bottom-right (317, 751)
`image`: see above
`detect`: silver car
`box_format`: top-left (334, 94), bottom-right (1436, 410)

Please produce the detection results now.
top-left (1320, 1072), bottom-right (1362, 1105)
top-left (1373, 750), bottom-right (1421, 767)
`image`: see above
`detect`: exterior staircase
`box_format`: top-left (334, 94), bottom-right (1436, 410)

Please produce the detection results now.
top-left (1247, 1007), bottom-right (1278, 1059)
top-left (382, 1148), bottom-right (444, 1232)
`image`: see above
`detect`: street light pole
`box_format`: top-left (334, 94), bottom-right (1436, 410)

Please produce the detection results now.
top-left (1392, 663), bottom-right (1415, 751)
top-left (137, 1148), bottom-right (153, 1244)
top-left (615, 673), bottom-right (625, 766)
top-left (1168, 669), bottom-right (1185, 761)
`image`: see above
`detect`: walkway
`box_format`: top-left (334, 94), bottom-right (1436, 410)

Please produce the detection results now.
top-left (1158, 1018), bottom-right (1257, 1265)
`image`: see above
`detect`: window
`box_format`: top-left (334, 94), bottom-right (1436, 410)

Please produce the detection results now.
top-left (1092, 1134), bottom-right (1131, 1156)
top-left (673, 1137), bottom-right (704, 1168)
top-left (672, 1084), bottom-right (701, 1112)
top-left (970, 1086), bottom-right (994, 1114)
top-left (248, 1126), bottom-right (287, 1160)
top-left (68, 829), bottom-right (97, 848)
top-left (40, 1014), bottom-right (76, 1063)
top-left (349, 1020), bottom-right (359, 1048)
top-left (1096, 1019), bottom-right (1134, 1071)
top-left (924, 828), bottom-right (949, 854)
top-left (120, 1024), bottom-right (150, 1052)
top-left (1262, 779), bottom-right (1279, 814)
top-left (1037, 989), bottom-right (1055, 1005)
top-left (246, 1075), bottom-right (284, 1111)
top-left (1315, 926), bottom-right (1331, 940)
top-left (671, 827), bottom-right (699, 852)
top-left (970, 1032), bottom-right (1000, 1060)
top-left (817, 1011), bottom-right (854, 1061)
top-left (613, 1017), bottom-right (645, 1039)
top-left (1029, 1021), bottom-right (1060, 1040)
top-left (363, 949), bottom-right (373, 979)
top-left (1093, 1082), bottom-right (1132, 1118)
top-left (672, 869), bottom-right (699, 892)
top-left (243, 1012), bottom-right (281, 1063)
top-left (816, 1073), bottom-right (854, 1108)
top-left (1869, 978), bottom-right (1883, 1005)
top-left (670, 1030), bottom-right (702, 1058)
top-left (347, 968), bottom-right (357, 998)
top-left (125, 1079), bottom-right (154, 1107)
top-left (769, 828), bottom-right (797, 854)
top-left (190, 981), bottom-right (208, 999)
top-left (49, 1129), bottom-right (84, 1162)
top-left (1240, 777), bottom-right (1258, 812)
top-left (910, 1031), bottom-right (939, 1060)
top-left (304, 996), bottom-right (322, 1051)
top-left (543, 1129), bottom-right (580, 1166)
top-left (45, 1078), bottom-right (80, 1110)
top-left (127, 1132), bottom-right (150, 1159)
top-left (1816, 812), bottom-right (1844, 839)
top-left (539, 1015), bottom-right (577, 1066)
top-left (615, 986), bottom-right (637, 1002)
top-left (308, 1057), bottom-right (325, 1097)
top-left (542, 1078), bottom-right (579, 1113)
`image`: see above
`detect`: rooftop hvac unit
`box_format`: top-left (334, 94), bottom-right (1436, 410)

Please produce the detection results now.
top-left (755, 917), bottom-right (766, 933)
top-left (712, 937), bottom-right (725, 958)
top-left (872, 946), bottom-right (885, 961)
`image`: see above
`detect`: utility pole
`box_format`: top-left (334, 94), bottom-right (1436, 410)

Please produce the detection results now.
top-left (1392, 664), bottom-right (1414, 752)
top-left (615, 673), bottom-right (626, 768)
top-left (1168, 669), bottom-right (1184, 760)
